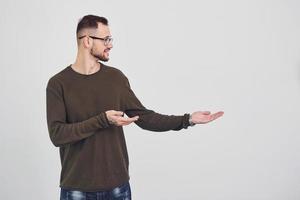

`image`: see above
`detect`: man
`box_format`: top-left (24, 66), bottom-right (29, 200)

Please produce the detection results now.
top-left (46, 15), bottom-right (224, 200)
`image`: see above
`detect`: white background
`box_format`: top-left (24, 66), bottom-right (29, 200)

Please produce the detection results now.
top-left (0, 0), bottom-right (300, 199)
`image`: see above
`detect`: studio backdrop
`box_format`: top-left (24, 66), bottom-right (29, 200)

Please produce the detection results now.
top-left (0, 0), bottom-right (299, 199)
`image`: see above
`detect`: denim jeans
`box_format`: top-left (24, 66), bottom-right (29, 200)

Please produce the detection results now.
top-left (60, 181), bottom-right (131, 200)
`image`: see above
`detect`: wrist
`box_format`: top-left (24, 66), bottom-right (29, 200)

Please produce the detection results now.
top-left (189, 114), bottom-right (196, 126)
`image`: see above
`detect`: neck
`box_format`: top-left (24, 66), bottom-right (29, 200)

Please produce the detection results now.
top-left (72, 51), bottom-right (101, 75)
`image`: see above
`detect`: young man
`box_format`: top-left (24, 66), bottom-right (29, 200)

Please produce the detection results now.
top-left (46, 15), bottom-right (224, 200)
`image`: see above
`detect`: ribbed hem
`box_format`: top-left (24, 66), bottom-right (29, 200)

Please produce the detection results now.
top-left (59, 177), bottom-right (130, 192)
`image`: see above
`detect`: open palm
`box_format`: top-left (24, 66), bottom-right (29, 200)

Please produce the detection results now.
top-left (191, 111), bottom-right (224, 124)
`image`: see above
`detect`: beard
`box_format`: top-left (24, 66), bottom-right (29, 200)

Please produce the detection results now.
top-left (91, 47), bottom-right (109, 62)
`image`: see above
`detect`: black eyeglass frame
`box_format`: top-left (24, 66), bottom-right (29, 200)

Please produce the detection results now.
top-left (78, 35), bottom-right (113, 46)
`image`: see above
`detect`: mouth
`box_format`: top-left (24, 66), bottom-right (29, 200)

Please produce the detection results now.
top-left (104, 49), bottom-right (110, 56)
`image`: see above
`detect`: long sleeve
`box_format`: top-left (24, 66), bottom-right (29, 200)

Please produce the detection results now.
top-left (121, 77), bottom-right (190, 132)
top-left (46, 78), bottom-right (111, 147)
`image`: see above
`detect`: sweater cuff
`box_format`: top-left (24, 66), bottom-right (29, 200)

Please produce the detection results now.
top-left (182, 113), bottom-right (191, 129)
top-left (96, 112), bottom-right (111, 128)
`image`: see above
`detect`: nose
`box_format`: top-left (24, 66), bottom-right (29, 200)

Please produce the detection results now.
top-left (107, 43), bottom-right (113, 49)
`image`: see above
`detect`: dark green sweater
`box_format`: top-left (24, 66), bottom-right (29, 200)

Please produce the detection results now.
top-left (46, 62), bottom-right (190, 192)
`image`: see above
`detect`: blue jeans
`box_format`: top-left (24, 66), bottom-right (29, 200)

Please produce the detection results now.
top-left (60, 181), bottom-right (131, 200)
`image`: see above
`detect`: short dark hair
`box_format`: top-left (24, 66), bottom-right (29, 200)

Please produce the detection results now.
top-left (76, 15), bottom-right (108, 36)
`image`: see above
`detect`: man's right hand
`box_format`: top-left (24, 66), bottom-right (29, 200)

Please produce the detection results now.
top-left (105, 110), bottom-right (139, 126)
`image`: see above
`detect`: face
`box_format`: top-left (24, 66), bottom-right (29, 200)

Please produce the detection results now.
top-left (89, 23), bottom-right (113, 62)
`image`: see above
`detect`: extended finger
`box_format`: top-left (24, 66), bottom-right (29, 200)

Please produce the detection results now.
top-left (118, 116), bottom-right (139, 123)
top-left (211, 112), bottom-right (224, 120)
top-left (120, 121), bottom-right (135, 126)
top-left (119, 118), bottom-right (139, 126)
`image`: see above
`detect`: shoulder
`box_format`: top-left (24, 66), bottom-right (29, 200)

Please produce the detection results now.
top-left (103, 64), bottom-right (129, 81)
top-left (46, 65), bottom-right (70, 90)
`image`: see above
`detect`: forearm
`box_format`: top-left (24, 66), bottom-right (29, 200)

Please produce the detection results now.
top-left (47, 112), bottom-right (110, 147)
top-left (125, 109), bottom-right (190, 131)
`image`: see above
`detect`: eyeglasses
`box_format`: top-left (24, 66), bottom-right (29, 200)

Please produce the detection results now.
top-left (78, 35), bottom-right (113, 46)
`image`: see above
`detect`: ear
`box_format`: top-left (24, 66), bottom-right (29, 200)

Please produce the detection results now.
top-left (83, 36), bottom-right (92, 48)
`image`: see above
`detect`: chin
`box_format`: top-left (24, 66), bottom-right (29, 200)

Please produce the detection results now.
top-left (103, 56), bottom-right (110, 62)
top-left (97, 56), bottom-right (109, 62)
top-left (93, 54), bottom-right (109, 62)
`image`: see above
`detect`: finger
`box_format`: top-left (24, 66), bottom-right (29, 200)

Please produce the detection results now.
top-left (211, 112), bottom-right (224, 120)
top-left (120, 117), bottom-right (139, 126)
top-left (119, 116), bottom-right (139, 123)
top-left (113, 111), bottom-right (124, 116)
top-left (127, 116), bottom-right (139, 122)
top-left (120, 121), bottom-right (134, 126)
top-left (215, 111), bottom-right (224, 117)
top-left (202, 111), bottom-right (211, 115)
